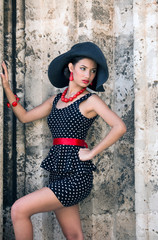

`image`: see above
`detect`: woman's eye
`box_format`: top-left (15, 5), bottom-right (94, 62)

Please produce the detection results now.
top-left (91, 69), bottom-right (96, 73)
top-left (80, 67), bottom-right (86, 71)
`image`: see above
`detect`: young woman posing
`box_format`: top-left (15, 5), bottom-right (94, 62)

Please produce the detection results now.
top-left (1, 42), bottom-right (126, 240)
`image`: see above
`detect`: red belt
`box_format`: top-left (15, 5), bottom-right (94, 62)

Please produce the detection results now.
top-left (53, 138), bottom-right (88, 148)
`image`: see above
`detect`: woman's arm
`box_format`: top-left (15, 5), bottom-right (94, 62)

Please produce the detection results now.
top-left (79, 94), bottom-right (127, 161)
top-left (1, 61), bottom-right (55, 123)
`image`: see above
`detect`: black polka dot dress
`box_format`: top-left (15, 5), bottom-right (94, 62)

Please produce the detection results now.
top-left (40, 92), bottom-right (97, 207)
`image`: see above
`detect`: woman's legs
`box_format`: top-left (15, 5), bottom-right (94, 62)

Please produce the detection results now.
top-left (11, 187), bottom-right (84, 240)
top-left (54, 205), bottom-right (84, 240)
top-left (11, 187), bottom-right (63, 240)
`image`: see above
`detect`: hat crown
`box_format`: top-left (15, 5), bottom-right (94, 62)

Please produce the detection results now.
top-left (70, 42), bottom-right (106, 64)
top-left (71, 41), bottom-right (97, 50)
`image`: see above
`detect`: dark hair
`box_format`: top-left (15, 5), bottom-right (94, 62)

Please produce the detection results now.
top-left (63, 56), bottom-right (97, 79)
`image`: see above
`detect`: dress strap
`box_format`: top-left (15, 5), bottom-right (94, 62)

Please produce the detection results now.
top-left (53, 93), bottom-right (62, 108)
top-left (77, 92), bottom-right (95, 104)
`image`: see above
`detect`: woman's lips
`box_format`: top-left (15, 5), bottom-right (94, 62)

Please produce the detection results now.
top-left (82, 80), bottom-right (89, 84)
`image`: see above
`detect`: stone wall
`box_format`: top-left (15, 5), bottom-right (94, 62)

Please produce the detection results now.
top-left (134, 1), bottom-right (158, 239)
top-left (0, 0), bottom-right (157, 239)
top-left (0, 1), bottom-right (4, 239)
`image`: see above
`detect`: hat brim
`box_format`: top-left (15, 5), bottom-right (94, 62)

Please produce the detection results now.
top-left (48, 42), bottom-right (109, 92)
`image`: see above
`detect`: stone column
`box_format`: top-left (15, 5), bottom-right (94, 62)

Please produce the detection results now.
top-left (2, 0), bottom-right (17, 238)
top-left (134, 1), bottom-right (158, 239)
top-left (112, 1), bottom-right (135, 239)
top-left (23, 0), bottom-right (136, 239)
top-left (16, 0), bottom-right (26, 199)
top-left (24, 1), bottom-right (77, 239)
top-left (0, 1), bottom-right (4, 238)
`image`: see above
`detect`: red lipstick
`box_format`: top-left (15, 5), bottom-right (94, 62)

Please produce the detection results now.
top-left (82, 80), bottom-right (89, 84)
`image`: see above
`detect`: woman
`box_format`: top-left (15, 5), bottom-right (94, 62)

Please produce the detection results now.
top-left (1, 42), bottom-right (126, 240)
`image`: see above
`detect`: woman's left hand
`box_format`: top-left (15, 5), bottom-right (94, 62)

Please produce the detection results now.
top-left (1, 61), bottom-right (10, 89)
top-left (78, 148), bottom-right (94, 161)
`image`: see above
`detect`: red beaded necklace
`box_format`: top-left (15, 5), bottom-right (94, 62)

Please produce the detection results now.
top-left (61, 87), bottom-right (86, 103)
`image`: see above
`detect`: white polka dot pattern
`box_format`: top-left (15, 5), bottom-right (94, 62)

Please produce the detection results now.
top-left (40, 93), bottom-right (97, 206)
top-left (48, 171), bottom-right (93, 207)
top-left (40, 93), bottom-right (97, 173)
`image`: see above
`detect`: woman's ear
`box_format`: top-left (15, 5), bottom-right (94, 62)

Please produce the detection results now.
top-left (68, 63), bottom-right (73, 72)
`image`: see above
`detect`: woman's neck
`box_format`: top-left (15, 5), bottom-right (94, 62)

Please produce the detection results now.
top-left (66, 84), bottom-right (84, 97)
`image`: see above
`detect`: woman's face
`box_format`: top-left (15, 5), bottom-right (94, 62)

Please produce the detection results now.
top-left (69, 58), bottom-right (97, 88)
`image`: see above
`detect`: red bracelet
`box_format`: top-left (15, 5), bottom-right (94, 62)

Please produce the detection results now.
top-left (7, 95), bottom-right (20, 108)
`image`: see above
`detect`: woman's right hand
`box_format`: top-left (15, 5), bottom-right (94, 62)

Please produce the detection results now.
top-left (0, 60), bottom-right (55, 123)
top-left (0, 61), bottom-right (10, 89)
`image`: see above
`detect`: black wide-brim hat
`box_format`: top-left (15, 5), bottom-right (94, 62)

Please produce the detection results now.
top-left (48, 42), bottom-right (109, 92)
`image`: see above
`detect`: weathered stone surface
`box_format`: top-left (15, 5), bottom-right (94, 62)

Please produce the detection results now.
top-left (1, 0), bottom-right (158, 239)
top-left (134, 1), bottom-right (158, 239)
top-left (0, 1), bottom-right (4, 239)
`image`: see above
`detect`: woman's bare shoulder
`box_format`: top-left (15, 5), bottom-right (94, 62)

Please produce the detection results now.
top-left (85, 92), bottom-right (110, 113)
top-left (87, 92), bottom-right (104, 105)
top-left (46, 93), bottom-right (59, 105)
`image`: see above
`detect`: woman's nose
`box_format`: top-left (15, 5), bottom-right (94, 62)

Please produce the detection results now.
top-left (84, 70), bottom-right (90, 78)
